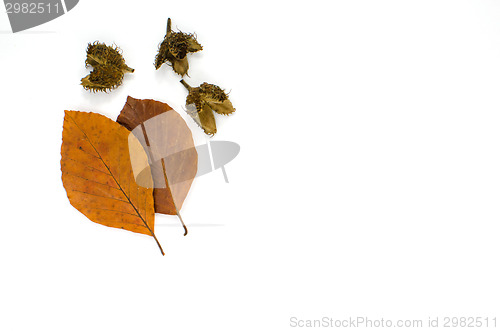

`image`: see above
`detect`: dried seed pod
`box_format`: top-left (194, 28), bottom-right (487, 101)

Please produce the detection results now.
top-left (155, 18), bottom-right (202, 76)
top-left (81, 41), bottom-right (134, 92)
top-left (181, 80), bottom-right (235, 136)
top-left (198, 82), bottom-right (235, 115)
top-left (81, 65), bottom-right (124, 92)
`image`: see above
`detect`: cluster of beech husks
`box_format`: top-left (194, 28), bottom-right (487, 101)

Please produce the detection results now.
top-left (81, 18), bottom-right (235, 135)
top-left (155, 18), bottom-right (235, 135)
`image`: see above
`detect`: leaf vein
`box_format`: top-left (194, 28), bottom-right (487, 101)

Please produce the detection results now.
top-left (65, 157), bottom-right (112, 176)
top-left (62, 171), bottom-right (121, 190)
top-left (87, 207), bottom-right (145, 221)
top-left (67, 189), bottom-right (128, 203)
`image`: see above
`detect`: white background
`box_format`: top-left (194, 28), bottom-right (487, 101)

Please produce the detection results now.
top-left (1, 0), bottom-right (499, 330)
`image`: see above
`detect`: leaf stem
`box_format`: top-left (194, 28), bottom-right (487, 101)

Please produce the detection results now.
top-left (176, 210), bottom-right (188, 236)
top-left (143, 221), bottom-right (165, 255)
top-left (140, 121), bottom-right (188, 238)
top-left (167, 18), bottom-right (172, 34)
top-left (159, 157), bottom-right (189, 236)
top-left (180, 79), bottom-right (192, 91)
top-left (122, 65), bottom-right (135, 73)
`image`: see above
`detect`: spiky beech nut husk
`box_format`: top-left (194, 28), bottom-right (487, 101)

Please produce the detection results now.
top-left (81, 41), bottom-right (134, 92)
top-left (81, 65), bottom-right (125, 92)
top-left (180, 80), bottom-right (235, 136)
top-left (197, 83), bottom-right (235, 115)
top-left (154, 18), bottom-right (202, 76)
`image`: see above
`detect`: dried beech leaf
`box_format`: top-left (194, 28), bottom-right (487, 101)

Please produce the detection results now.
top-left (117, 97), bottom-right (197, 222)
top-left (61, 110), bottom-right (164, 255)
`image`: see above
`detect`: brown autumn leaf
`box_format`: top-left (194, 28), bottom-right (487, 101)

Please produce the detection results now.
top-left (61, 110), bottom-right (165, 255)
top-left (117, 96), bottom-right (197, 235)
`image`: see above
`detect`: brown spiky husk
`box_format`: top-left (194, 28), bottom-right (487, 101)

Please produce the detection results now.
top-left (81, 42), bottom-right (134, 92)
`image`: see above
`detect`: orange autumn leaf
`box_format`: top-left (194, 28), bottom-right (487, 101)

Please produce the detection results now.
top-left (60, 110), bottom-right (164, 255)
top-left (117, 97), bottom-right (197, 235)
